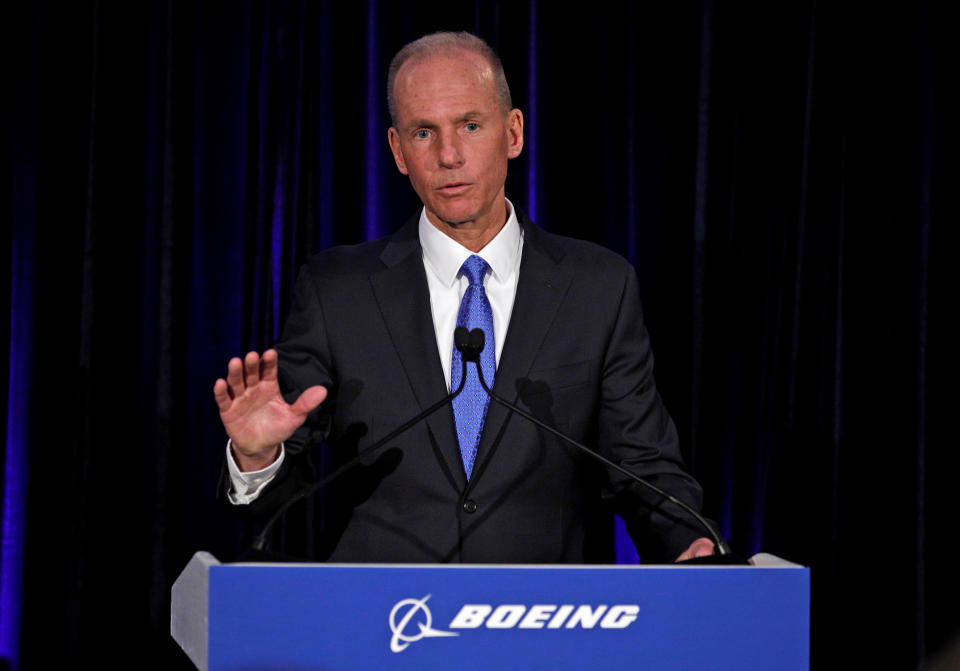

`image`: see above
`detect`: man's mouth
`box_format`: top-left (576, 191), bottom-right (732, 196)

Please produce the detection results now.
top-left (436, 182), bottom-right (471, 195)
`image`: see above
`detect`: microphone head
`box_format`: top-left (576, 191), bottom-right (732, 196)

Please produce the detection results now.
top-left (454, 326), bottom-right (485, 362)
top-left (468, 328), bottom-right (486, 357)
top-left (454, 326), bottom-right (471, 354)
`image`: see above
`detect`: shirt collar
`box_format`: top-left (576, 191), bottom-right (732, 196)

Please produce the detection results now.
top-left (418, 198), bottom-right (522, 287)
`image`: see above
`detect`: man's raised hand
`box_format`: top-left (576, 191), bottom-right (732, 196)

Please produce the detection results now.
top-left (213, 349), bottom-right (327, 472)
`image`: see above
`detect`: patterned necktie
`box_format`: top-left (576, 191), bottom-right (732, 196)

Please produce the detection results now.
top-left (451, 255), bottom-right (495, 480)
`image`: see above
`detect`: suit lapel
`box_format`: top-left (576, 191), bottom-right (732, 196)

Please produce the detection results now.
top-left (370, 219), bottom-right (467, 491)
top-left (369, 213), bottom-right (573, 494)
top-left (469, 217), bottom-right (574, 489)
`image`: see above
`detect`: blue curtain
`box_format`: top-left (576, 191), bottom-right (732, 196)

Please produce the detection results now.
top-left (4, 0), bottom-right (951, 668)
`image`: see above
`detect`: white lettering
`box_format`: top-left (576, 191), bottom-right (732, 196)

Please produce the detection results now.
top-left (449, 605), bottom-right (492, 629)
top-left (565, 605), bottom-right (608, 629)
top-left (486, 605), bottom-right (526, 628)
top-left (547, 605), bottom-right (575, 629)
top-left (600, 605), bottom-right (639, 628)
top-left (518, 605), bottom-right (556, 629)
top-left (442, 602), bottom-right (639, 634)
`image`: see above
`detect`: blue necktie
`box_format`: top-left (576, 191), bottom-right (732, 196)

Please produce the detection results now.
top-left (451, 255), bottom-right (495, 480)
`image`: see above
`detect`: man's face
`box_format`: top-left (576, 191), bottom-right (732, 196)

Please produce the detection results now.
top-left (387, 50), bottom-right (523, 235)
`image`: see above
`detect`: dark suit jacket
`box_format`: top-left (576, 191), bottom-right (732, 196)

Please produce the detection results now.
top-left (233, 211), bottom-right (707, 563)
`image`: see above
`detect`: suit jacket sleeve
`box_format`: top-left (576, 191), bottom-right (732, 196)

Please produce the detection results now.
top-left (596, 262), bottom-right (710, 561)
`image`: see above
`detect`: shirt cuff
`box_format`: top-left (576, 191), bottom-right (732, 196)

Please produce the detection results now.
top-left (225, 440), bottom-right (285, 505)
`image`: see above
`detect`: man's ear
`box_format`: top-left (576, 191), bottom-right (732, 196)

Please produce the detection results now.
top-left (387, 126), bottom-right (409, 175)
top-left (506, 109), bottom-right (524, 159)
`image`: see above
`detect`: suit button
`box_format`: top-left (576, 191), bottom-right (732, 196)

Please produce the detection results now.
top-left (462, 500), bottom-right (478, 514)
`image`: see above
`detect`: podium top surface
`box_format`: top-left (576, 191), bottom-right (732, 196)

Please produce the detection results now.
top-left (214, 550), bottom-right (802, 568)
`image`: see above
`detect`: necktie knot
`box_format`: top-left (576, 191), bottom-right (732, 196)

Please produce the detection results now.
top-left (460, 255), bottom-right (489, 287)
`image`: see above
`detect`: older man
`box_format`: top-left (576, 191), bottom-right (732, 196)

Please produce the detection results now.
top-left (214, 32), bottom-right (715, 563)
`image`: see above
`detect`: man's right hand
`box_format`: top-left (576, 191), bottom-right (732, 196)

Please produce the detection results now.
top-left (213, 349), bottom-right (327, 472)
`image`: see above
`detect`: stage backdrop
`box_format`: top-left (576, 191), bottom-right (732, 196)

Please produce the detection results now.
top-left (5, 0), bottom-right (952, 669)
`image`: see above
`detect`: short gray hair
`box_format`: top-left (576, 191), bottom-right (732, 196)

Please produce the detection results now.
top-left (387, 31), bottom-right (513, 127)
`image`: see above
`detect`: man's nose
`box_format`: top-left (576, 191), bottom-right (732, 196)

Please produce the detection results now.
top-left (437, 131), bottom-right (464, 168)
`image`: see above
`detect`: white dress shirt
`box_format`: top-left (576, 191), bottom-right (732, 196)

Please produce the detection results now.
top-left (227, 200), bottom-right (524, 503)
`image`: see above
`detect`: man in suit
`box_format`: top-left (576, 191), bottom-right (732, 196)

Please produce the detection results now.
top-left (213, 31), bottom-right (716, 563)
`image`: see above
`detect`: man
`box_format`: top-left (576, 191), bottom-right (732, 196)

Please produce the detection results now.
top-left (213, 32), bottom-right (715, 563)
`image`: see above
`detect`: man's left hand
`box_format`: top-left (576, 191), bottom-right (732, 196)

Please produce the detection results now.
top-left (674, 537), bottom-right (715, 562)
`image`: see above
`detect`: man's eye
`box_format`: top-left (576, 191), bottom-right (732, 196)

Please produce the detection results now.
top-left (464, 122), bottom-right (480, 132)
top-left (414, 129), bottom-right (430, 139)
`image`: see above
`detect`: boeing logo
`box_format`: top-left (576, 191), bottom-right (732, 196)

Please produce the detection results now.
top-left (389, 595), bottom-right (459, 653)
top-left (388, 596), bottom-right (640, 653)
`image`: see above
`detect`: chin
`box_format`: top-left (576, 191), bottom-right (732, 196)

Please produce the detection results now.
top-left (430, 206), bottom-right (479, 228)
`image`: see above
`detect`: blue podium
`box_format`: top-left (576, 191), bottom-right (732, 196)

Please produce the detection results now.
top-left (171, 552), bottom-right (808, 670)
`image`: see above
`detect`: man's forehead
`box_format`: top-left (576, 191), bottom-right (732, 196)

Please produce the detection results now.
top-left (395, 49), bottom-right (495, 94)
top-left (393, 50), bottom-right (499, 124)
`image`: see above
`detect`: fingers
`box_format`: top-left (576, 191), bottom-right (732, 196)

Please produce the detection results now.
top-left (291, 385), bottom-right (328, 416)
top-left (244, 351), bottom-right (261, 386)
top-left (674, 537), bottom-right (715, 562)
top-left (219, 349), bottom-right (283, 404)
top-left (213, 378), bottom-right (232, 413)
top-left (225, 351), bottom-right (266, 398)
top-left (261, 349), bottom-right (279, 382)
top-left (226, 357), bottom-right (244, 397)
top-left (690, 538), bottom-right (715, 558)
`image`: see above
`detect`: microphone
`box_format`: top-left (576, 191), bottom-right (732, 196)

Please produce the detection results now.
top-left (456, 325), bottom-right (484, 363)
top-left (462, 327), bottom-right (734, 558)
top-left (251, 354), bottom-right (471, 552)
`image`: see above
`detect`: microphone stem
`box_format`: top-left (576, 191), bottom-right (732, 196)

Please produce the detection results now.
top-left (474, 364), bottom-right (732, 556)
top-left (253, 359), bottom-right (470, 551)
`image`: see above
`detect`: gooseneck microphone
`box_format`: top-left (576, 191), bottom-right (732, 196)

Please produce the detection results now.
top-left (456, 326), bottom-right (733, 557)
top-left (251, 356), bottom-right (471, 552)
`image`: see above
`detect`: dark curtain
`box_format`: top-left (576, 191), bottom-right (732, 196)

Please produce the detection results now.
top-left (5, 0), bottom-right (952, 669)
